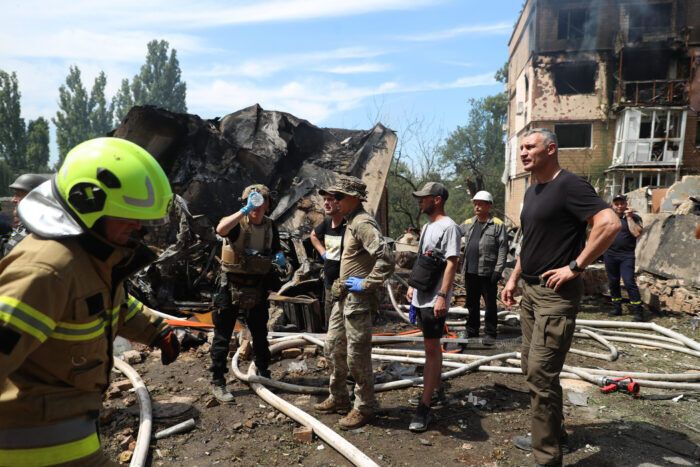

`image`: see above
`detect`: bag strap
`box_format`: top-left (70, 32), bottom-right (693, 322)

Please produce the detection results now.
top-left (418, 222), bottom-right (447, 255)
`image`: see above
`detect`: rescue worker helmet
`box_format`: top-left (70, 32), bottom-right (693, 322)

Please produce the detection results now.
top-left (472, 190), bottom-right (494, 204)
top-left (240, 184), bottom-right (271, 201)
top-left (9, 173), bottom-right (49, 192)
top-left (55, 137), bottom-right (173, 228)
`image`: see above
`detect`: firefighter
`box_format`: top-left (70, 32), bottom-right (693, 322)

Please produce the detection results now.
top-left (0, 137), bottom-right (181, 466)
top-left (210, 184), bottom-right (287, 403)
top-left (1, 173), bottom-right (49, 256)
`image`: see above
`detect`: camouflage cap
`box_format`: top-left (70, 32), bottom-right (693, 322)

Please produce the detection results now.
top-left (319, 175), bottom-right (367, 201)
top-left (240, 184), bottom-right (271, 201)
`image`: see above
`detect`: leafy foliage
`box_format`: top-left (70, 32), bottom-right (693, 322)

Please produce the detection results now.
top-left (89, 72), bottom-right (112, 137)
top-left (131, 40), bottom-right (187, 113)
top-left (53, 66), bottom-right (91, 163)
top-left (0, 71), bottom-right (26, 170)
top-left (25, 117), bottom-right (50, 172)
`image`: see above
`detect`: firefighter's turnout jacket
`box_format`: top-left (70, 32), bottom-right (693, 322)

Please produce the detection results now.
top-left (0, 181), bottom-right (169, 466)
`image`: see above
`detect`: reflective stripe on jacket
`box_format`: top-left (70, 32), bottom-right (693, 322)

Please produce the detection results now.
top-left (0, 233), bottom-right (168, 443)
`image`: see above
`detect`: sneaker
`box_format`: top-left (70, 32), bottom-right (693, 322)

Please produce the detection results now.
top-left (483, 335), bottom-right (496, 347)
top-left (408, 403), bottom-right (432, 433)
top-left (408, 387), bottom-right (447, 407)
top-left (512, 434), bottom-right (570, 454)
top-left (338, 409), bottom-right (373, 430)
top-left (211, 384), bottom-right (235, 404)
top-left (258, 368), bottom-right (272, 379)
top-left (314, 396), bottom-right (351, 415)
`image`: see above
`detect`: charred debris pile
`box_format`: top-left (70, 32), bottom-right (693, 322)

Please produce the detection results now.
top-left (115, 105), bottom-right (396, 317)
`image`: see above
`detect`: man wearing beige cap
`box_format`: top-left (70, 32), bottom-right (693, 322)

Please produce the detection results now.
top-left (314, 175), bottom-right (394, 429)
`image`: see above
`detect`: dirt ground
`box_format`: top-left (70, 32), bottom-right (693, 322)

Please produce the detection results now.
top-left (102, 296), bottom-right (700, 466)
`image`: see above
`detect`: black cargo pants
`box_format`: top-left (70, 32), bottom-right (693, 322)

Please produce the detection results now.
top-left (209, 274), bottom-right (271, 384)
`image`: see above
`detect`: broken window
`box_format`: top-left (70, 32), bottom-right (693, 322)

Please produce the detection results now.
top-left (628, 2), bottom-right (672, 41)
top-left (551, 62), bottom-right (597, 95)
top-left (613, 108), bottom-right (687, 165)
top-left (555, 124), bottom-right (592, 148)
top-left (558, 8), bottom-right (593, 40)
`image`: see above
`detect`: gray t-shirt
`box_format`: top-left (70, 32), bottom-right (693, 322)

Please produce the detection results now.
top-left (411, 216), bottom-right (461, 308)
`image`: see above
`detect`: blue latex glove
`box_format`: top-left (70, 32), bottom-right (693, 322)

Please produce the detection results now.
top-left (240, 192), bottom-right (257, 215)
top-left (275, 252), bottom-right (287, 269)
top-left (344, 277), bottom-right (364, 293)
top-left (321, 252), bottom-right (327, 261)
top-left (408, 304), bottom-right (417, 325)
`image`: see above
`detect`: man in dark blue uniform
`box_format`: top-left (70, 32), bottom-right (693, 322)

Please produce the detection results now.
top-left (604, 194), bottom-right (644, 321)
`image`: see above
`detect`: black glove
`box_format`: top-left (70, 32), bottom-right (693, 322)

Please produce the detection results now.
top-left (156, 329), bottom-right (180, 365)
top-left (491, 271), bottom-right (502, 285)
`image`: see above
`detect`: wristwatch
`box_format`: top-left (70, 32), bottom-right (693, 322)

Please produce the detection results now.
top-left (436, 291), bottom-right (447, 298)
top-left (569, 260), bottom-right (585, 273)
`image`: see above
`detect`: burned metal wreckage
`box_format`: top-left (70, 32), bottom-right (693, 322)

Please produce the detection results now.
top-left (116, 104), bottom-right (396, 329)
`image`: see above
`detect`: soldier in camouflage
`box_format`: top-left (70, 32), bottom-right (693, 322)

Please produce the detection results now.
top-left (313, 175), bottom-right (395, 430)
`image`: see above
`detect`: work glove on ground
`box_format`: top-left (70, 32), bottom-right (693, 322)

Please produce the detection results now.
top-left (491, 271), bottom-right (501, 285)
top-left (156, 329), bottom-right (181, 365)
top-left (345, 277), bottom-right (365, 293)
top-left (240, 192), bottom-right (258, 215)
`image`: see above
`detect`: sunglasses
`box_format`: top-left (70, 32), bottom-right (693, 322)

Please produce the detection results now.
top-left (333, 193), bottom-right (346, 201)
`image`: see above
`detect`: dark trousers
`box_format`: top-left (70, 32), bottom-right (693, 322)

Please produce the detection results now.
top-left (209, 284), bottom-right (270, 383)
top-left (465, 273), bottom-right (498, 338)
top-left (520, 276), bottom-right (582, 466)
top-left (604, 253), bottom-right (641, 304)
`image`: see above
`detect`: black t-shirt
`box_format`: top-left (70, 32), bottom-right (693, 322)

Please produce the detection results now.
top-left (466, 221), bottom-right (482, 275)
top-left (606, 214), bottom-right (642, 257)
top-left (314, 217), bottom-right (346, 288)
top-left (520, 170), bottom-right (608, 276)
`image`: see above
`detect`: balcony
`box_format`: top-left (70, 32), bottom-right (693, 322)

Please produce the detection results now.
top-left (611, 108), bottom-right (687, 167)
top-left (617, 79), bottom-right (687, 107)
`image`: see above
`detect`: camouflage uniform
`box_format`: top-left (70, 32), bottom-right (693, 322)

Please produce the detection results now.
top-left (324, 176), bottom-right (394, 415)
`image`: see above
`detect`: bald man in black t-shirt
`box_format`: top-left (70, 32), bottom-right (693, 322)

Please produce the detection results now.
top-left (502, 128), bottom-right (620, 467)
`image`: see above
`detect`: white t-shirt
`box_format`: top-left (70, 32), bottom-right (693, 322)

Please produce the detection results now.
top-left (411, 216), bottom-right (461, 308)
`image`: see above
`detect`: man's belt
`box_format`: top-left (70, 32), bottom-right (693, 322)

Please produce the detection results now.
top-left (520, 273), bottom-right (542, 285)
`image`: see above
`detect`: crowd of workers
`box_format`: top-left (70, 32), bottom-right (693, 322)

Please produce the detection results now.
top-left (0, 127), bottom-right (683, 466)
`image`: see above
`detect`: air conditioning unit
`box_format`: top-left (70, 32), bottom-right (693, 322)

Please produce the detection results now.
top-left (516, 101), bottom-right (524, 115)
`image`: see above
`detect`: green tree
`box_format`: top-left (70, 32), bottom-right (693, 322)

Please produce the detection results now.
top-left (53, 66), bottom-right (91, 163)
top-left (440, 65), bottom-right (508, 219)
top-left (0, 159), bottom-right (13, 196)
top-left (0, 71), bottom-right (26, 170)
top-left (131, 40), bottom-right (187, 113)
top-left (25, 117), bottom-right (50, 172)
top-left (89, 71), bottom-right (112, 136)
top-left (112, 78), bottom-right (134, 125)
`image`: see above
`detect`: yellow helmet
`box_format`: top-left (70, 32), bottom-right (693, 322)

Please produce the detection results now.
top-left (56, 137), bottom-right (173, 228)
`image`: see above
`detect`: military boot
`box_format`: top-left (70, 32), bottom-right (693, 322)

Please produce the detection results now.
top-left (631, 302), bottom-right (644, 322)
top-left (608, 298), bottom-right (622, 316)
top-left (211, 383), bottom-right (235, 404)
top-left (338, 409), bottom-right (373, 430)
top-left (314, 396), bottom-right (351, 415)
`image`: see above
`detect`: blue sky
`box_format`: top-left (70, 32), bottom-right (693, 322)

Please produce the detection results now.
top-left (1, 0), bottom-right (522, 162)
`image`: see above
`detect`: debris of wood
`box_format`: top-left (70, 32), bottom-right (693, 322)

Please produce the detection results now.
top-left (205, 397), bottom-right (220, 408)
top-left (303, 346), bottom-right (317, 358)
top-left (112, 379), bottom-right (133, 391)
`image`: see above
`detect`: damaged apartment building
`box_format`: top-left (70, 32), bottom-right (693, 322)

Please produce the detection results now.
top-left (504, 0), bottom-right (700, 222)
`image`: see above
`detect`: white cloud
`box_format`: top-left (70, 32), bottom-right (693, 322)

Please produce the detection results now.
top-left (319, 63), bottom-right (390, 74)
top-left (396, 21), bottom-right (513, 42)
top-left (187, 72), bottom-right (496, 124)
top-left (189, 47), bottom-right (388, 79)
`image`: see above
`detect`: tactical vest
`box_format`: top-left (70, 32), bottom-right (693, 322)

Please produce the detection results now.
top-left (221, 216), bottom-right (274, 275)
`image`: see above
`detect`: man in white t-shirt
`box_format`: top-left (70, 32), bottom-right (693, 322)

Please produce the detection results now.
top-left (405, 182), bottom-right (461, 432)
